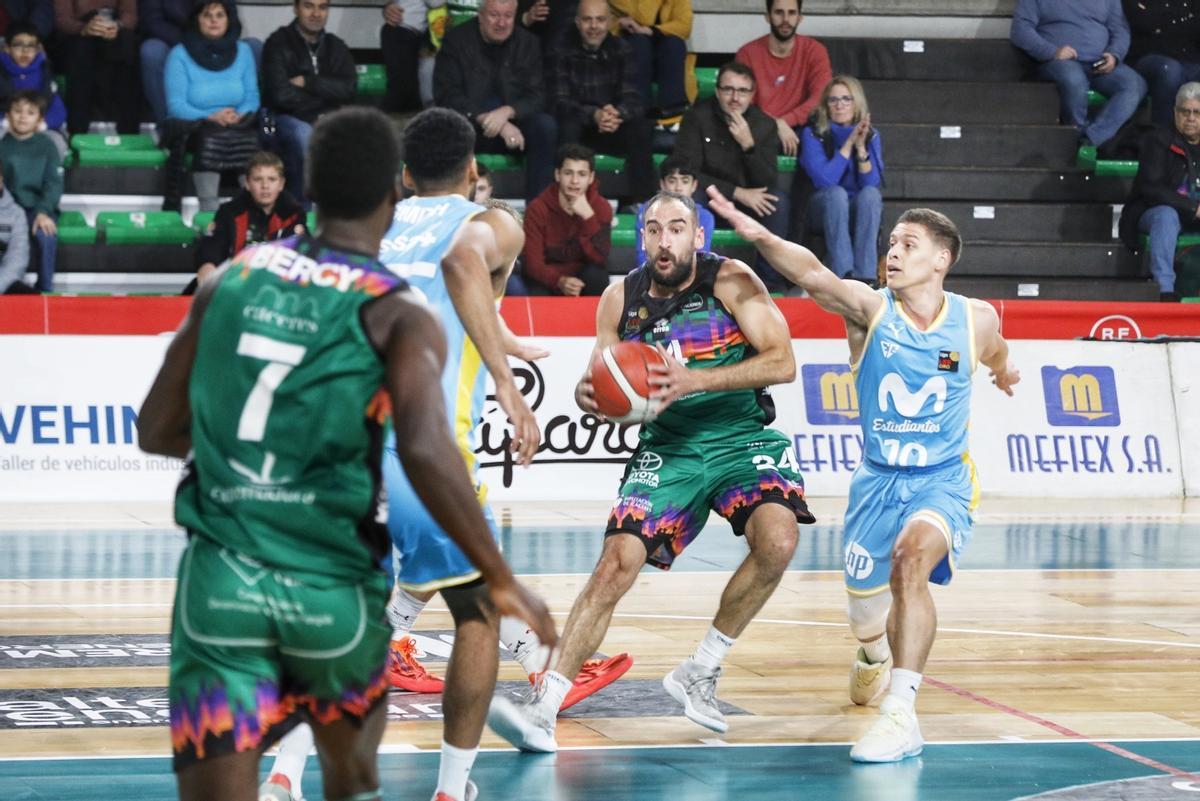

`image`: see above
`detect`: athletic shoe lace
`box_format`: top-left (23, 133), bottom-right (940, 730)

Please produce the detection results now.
top-left (689, 665), bottom-right (721, 706)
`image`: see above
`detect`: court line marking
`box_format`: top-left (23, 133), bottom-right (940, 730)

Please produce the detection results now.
top-left (926, 676), bottom-right (1200, 784)
top-left (4, 736), bottom-right (1200, 763)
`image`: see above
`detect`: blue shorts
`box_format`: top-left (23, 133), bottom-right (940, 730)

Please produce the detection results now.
top-left (383, 448), bottom-right (497, 593)
top-left (842, 457), bottom-right (979, 596)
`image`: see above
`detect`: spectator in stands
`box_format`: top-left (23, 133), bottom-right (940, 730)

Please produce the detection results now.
top-left (549, 0), bottom-right (656, 202)
top-left (0, 90), bottom-right (61, 291)
top-left (1122, 1), bottom-right (1200, 128)
top-left (609, 0), bottom-right (690, 121)
top-left (521, 142), bottom-right (612, 295)
top-left (380, 0), bottom-right (442, 113)
top-left (471, 160), bottom-right (493, 201)
top-left (54, 0), bottom-right (140, 135)
top-left (517, 0), bottom-right (573, 51)
top-left (187, 150), bottom-right (306, 292)
top-left (675, 60), bottom-right (789, 289)
top-left (0, 22), bottom-right (67, 156)
top-left (434, 0), bottom-right (556, 200)
top-left (634, 153), bottom-right (712, 266)
top-left (263, 0), bottom-right (356, 201)
top-left (735, 0), bottom-right (830, 158)
top-left (1010, 0), bottom-right (1146, 156)
top-left (2, 0), bottom-right (55, 39)
top-left (799, 75), bottom-right (882, 282)
top-left (0, 169), bottom-right (32, 294)
top-left (139, 0), bottom-right (260, 124)
top-left (160, 0), bottom-right (259, 212)
top-left (1117, 82), bottom-right (1200, 302)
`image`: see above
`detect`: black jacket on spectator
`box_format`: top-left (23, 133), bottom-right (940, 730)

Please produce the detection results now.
top-left (1122, 0), bottom-right (1200, 66)
top-left (137, 0), bottom-right (194, 44)
top-left (674, 97), bottom-right (780, 200)
top-left (548, 26), bottom-right (642, 126)
top-left (195, 188), bottom-right (307, 267)
top-left (2, 0), bottom-right (54, 38)
top-left (433, 17), bottom-right (545, 119)
top-left (1119, 125), bottom-right (1200, 251)
top-left (261, 21), bottom-right (356, 124)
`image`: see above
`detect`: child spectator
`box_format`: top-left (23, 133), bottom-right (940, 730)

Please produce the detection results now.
top-left (635, 154), bottom-right (714, 267)
top-left (0, 89), bottom-right (61, 292)
top-left (0, 168), bottom-right (32, 294)
top-left (0, 22), bottom-right (67, 156)
top-left (471, 160), bottom-right (493, 202)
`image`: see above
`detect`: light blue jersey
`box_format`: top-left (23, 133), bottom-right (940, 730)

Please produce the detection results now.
top-left (842, 289), bottom-right (981, 596)
top-left (377, 193), bottom-right (496, 592)
top-left (853, 288), bottom-right (977, 471)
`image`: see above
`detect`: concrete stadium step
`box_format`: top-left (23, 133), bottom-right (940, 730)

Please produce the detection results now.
top-left (823, 38), bottom-right (1032, 83)
top-left (863, 80), bottom-right (1059, 125)
top-left (879, 123), bottom-right (1079, 168)
top-left (881, 201), bottom-right (1116, 243)
top-left (945, 276), bottom-right (1160, 302)
top-left (885, 167), bottom-right (1130, 203)
top-left (955, 241), bottom-right (1141, 279)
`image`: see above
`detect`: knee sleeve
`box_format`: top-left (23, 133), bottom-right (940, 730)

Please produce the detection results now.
top-left (847, 591), bottom-right (891, 642)
top-left (440, 579), bottom-right (492, 626)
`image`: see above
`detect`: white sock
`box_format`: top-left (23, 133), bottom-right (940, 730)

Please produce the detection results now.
top-left (691, 626), bottom-right (735, 671)
top-left (537, 670), bottom-right (572, 712)
top-left (269, 723), bottom-right (313, 798)
top-left (435, 740), bottom-right (478, 801)
top-left (862, 637), bottom-right (891, 665)
top-left (498, 616), bottom-right (547, 675)
top-left (888, 668), bottom-right (922, 710)
top-left (387, 588), bottom-right (427, 639)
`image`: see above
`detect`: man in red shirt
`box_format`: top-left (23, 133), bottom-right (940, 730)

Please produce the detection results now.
top-left (735, 0), bottom-right (831, 158)
top-left (521, 142), bottom-right (613, 295)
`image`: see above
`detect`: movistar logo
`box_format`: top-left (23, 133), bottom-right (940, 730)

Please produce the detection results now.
top-left (878, 374), bottom-right (947, 417)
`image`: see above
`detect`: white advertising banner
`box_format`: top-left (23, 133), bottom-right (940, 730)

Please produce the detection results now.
top-left (0, 336), bottom-right (184, 502)
top-left (0, 336), bottom-right (1189, 502)
top-left (1169, 343), bottom-right (1200, 498)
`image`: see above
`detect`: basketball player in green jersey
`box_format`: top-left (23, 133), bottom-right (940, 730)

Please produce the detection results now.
top-left (137, 107), bottom-right (556, 801)
top-left (488, 191), bottom-right (816, 751)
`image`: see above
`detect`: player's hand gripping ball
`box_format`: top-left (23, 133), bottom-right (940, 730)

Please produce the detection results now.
top-left (589, 341), bottom-right (669, 424)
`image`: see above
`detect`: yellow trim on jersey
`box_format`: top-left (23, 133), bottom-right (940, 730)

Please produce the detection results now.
top-left (908, 508), bottom-right (956, 577)
top-left (398, 568), bottom-right (483, 594)
top-left (453, 335), bottom-right (484, 476)
top-left (850, 294), bottom-right (889, 375)
top-left (966, 297), bottom-right (979, 373)
top-left (895, 292), bottom-right (949, 334)
top-left (845, 582), bottom-right (892, 598)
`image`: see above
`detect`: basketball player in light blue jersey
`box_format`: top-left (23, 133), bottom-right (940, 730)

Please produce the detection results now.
top-left (707, 187), bottom-right (1019, 764)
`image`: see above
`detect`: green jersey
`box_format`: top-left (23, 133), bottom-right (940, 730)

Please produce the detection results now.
top-left (174, 235), bottom-right (408, 583)
top-left (617, 252), bottom-right (776, 444)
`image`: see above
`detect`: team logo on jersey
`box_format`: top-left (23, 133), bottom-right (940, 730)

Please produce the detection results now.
top-left (1041, 366), bottom-right (1121, 426)
top-left (878, 374), bottom-right (947, 417)
top-left (844, 541), bottom-right (874, 581)
top-left (880, 340), bottom-right (900, 359)
top-left (937, 350), bottom-right (960, 372)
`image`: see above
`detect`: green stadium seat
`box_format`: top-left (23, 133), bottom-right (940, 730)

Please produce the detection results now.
top-left (356, 64), bottom-right (387, 96)
top-left (613, 213), bottom-right (637, 231)
top-left (192, 211), bottom-right (216, 232)
top-left (594, 154), bottom-right (627, 172)
top-left (71, 133), bottom-right (166, 166)
top-left (1076, 144), bottom-right (1138, 178)
top-left (475, 153), bottom-right (523, 171)
top-left (1139, 233), bottom-right (1200, 250)
top-left (695, 67), bottom-right (717, 100)
top-left (307, 210), bottom-right (316, 230)
top-left (611, 228), bottom-right (636, 247)
top-left (58, 211), bottom-right (97, 245)
top-left (710, 229), bottom-right (749, 247)
top-left (97, 210), bottom-right (196, 245)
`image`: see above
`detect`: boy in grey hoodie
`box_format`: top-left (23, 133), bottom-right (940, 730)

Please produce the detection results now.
top-left (0, 169), bottom-right (31, 294)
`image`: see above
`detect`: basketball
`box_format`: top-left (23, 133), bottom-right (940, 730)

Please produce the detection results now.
top-left (589, 341), bottom-right (668, 424)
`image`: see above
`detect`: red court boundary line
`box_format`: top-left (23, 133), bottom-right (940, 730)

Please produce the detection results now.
top-left (925, 676), bottom-right (1200, 782)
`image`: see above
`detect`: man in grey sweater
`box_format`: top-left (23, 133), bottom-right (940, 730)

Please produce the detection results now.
top-left (0, 172), bottom-right (31, 295)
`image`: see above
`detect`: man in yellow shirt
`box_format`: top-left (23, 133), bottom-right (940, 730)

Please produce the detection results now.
top-left (609, 0), bottom-right (692, 118)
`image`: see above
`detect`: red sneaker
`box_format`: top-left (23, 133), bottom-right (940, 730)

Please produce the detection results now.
top-left (386, 636), bottom-right (444, 693)
top-left (258, 772), bottom-right (295, 801)
top-left (559, 653), bottom-right (633, 711)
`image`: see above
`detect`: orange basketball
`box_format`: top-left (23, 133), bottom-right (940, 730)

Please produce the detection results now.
top-left (589, 341), bottom-right (668, 424)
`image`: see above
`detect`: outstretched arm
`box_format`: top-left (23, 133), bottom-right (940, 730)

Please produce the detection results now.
top-left (706, 185), bottom-right (881, 329)
top-left (377, 293), bottom-right (557, 647)
top-left (972, 299), bottom-right (1020, 396)
top-left (442, 209), bottom-right (540, 464)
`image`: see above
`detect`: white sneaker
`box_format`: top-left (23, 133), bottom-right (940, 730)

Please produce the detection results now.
top-left (258, 773), bottom-right (298, 801)
top-left (662, 658), bottom-right (727, 733)
top-left (430, 779), bottom-right (477, 801)
top-left (487, 690), bottom-right (558, 753)
top-left (849, 647), bottom-right (893, 706)
top-left (849, 696), bottom-right (924, 763)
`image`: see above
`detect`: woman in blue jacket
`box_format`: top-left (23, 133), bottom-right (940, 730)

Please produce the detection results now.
top-left (800, 75), bottom-right (883, 282)
top-left (161, 0), bottom-right (259, 211)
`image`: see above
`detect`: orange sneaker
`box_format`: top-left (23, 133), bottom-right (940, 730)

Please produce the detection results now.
top-left (258, 772), bottom-right (296, 801)
top-left (560, 653), bottom-right (633, 711)
top-left (386, 636), bottom-right (444, 693)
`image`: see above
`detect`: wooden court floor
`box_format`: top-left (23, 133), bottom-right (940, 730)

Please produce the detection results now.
top-left (1, 499), bottom-right (1199, 800)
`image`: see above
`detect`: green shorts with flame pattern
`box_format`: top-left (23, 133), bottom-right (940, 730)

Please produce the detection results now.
top-left (168, 535), bottom-right (391, 771)
top-left (605, 429), bottom-right (816, 570)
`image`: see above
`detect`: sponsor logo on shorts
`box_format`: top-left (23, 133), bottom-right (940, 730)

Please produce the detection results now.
top-left (844, 542), bottom-right (874, 581)
top-left (627, 451), bottom-right (663, 488)
top-left (1042, 366), bottom-right (1120, 426)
